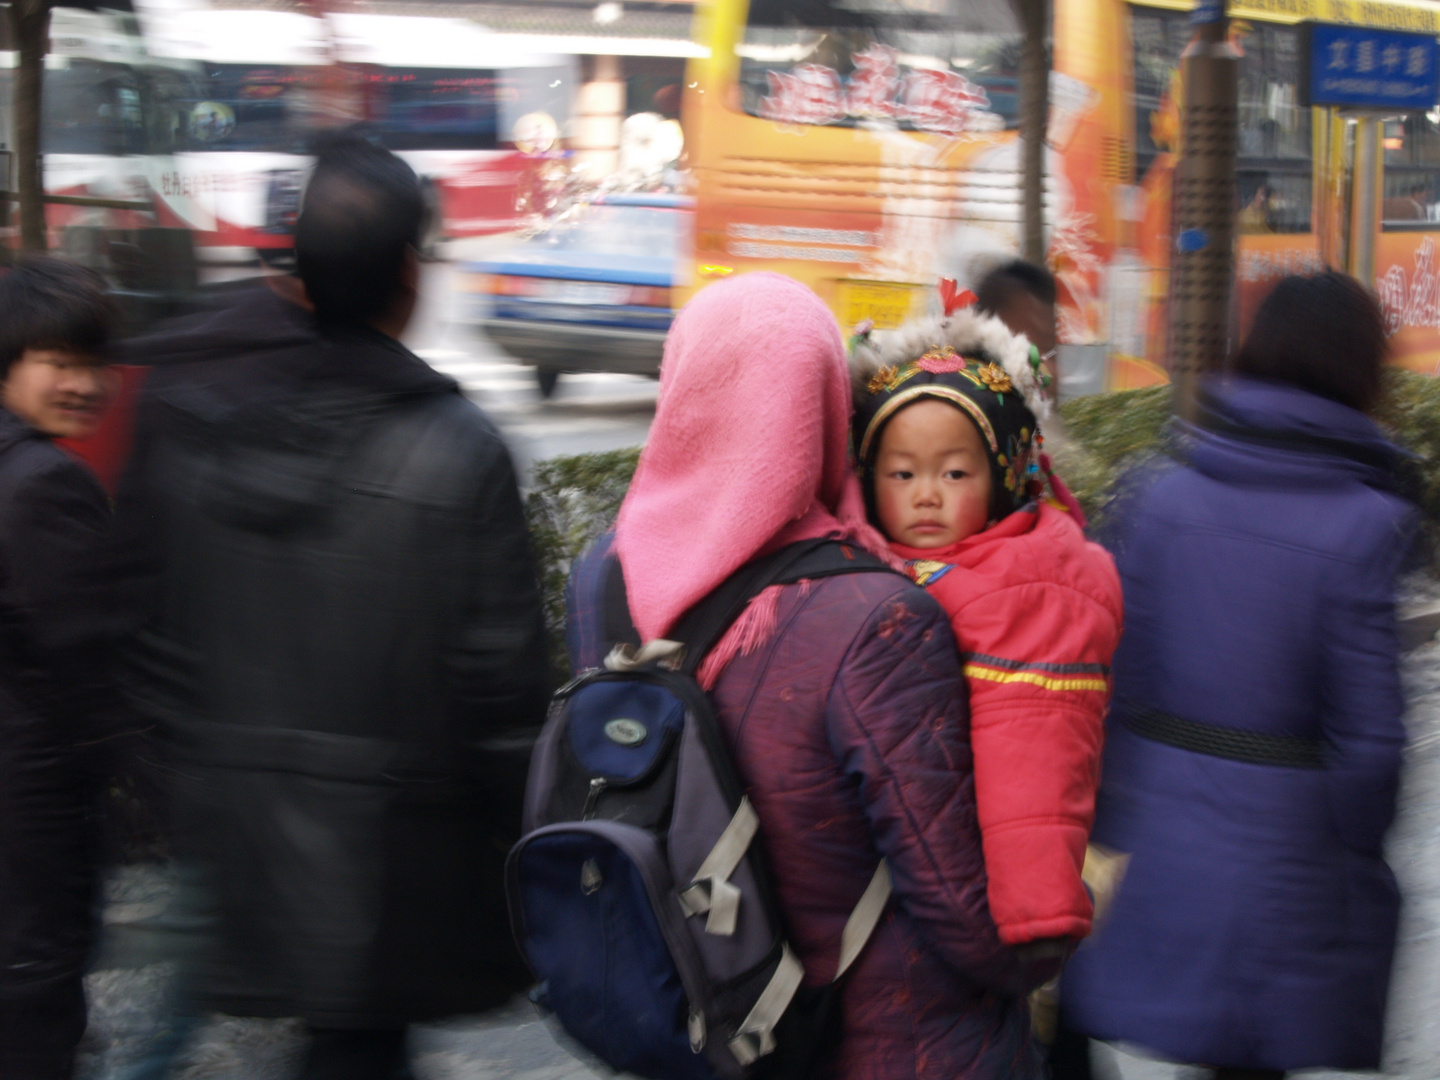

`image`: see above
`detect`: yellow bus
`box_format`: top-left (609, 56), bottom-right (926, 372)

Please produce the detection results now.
top-left (683, 0), bottom-right (1440, 391)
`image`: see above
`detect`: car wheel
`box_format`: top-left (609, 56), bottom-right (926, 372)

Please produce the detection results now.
top-left (536, 369), bottom-right (560, 397)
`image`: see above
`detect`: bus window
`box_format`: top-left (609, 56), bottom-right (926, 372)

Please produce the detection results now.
top-left (43, 62), bottom-right (147, 156)
top-left (1132, 6), bottom-right (1310, 233)
top-left (170, 65), bottom-right (328, 153)
top-left (1382, 113), bottom-right (1440, 227)
top-left (1131, 7), bottom-right (1189, 173)
top-left (1237, 172), bottom-right (1309, 234)
top-left (364, 68), bottom-right (502, 152)
top-left (738, 0), bottom-right (1019, 135)
top-left (142, 67), bottom-right (196, 156)
top-left (1236, 21), bottom-right (1308, 164)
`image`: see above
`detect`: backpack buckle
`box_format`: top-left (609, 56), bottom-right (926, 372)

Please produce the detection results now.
top-left (677, 798), bottom-right (759, 936)
top-left (604, 639), bottom-right (685, 672)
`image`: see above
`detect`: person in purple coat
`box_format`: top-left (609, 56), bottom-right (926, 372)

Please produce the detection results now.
top-left (1061, 272), bottom-right (1419, 1079)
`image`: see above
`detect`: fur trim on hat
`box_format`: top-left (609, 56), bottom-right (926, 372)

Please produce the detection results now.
top-left (849, 306), bottom-right (1056, 432)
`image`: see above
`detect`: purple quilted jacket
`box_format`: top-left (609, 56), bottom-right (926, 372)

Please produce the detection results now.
top-left (567, 533), bottom-right (1058, 1080)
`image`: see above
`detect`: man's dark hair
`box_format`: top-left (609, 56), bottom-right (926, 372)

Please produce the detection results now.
top-left (0, 256), bottom-right (114, 377)
top-left (975, 259), bottom-right (1057, 314)
top-left (295, 133), bottom-right (424, 327)
top-left (1231, 271), bottom-right (1386, 412)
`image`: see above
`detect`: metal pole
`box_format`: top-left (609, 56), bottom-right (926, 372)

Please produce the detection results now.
top-left (1167, 3), bottom-right (1237, 420)
top-left (1349, 115), bottom-right (1380, 288)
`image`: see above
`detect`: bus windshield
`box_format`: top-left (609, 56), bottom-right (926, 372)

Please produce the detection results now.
top-left (739, 0), bottom-right (1020, 133)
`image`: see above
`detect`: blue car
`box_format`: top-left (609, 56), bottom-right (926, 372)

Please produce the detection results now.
top-left (460, 192), bottom-right (690, 396)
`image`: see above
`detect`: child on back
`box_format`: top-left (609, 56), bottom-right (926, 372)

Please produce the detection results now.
top-left (850, 288), bottom-right (1122, 949)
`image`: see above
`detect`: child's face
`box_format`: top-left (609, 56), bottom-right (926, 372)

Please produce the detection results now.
top-left (2, 348), bottom-right (114, 440)
top-left (873, 398), bottom-right (992, 549)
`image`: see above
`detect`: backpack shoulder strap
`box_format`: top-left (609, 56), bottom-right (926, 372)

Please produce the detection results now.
top-left (669, 539), bottom-right (895, 677)
top-left (603, 554), bottom-right (642, 650)
top-left (600, 539), bottom-right (897, 676)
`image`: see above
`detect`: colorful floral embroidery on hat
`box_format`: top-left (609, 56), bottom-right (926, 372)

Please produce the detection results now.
top-left (867, 364), bottom-right (901, 394)
top-left (916, 344), bottom-right (964, 373)
top-left (848, 318), bottom-right (876, 356)
top-left (975, 362), bottom-right (1013, 393)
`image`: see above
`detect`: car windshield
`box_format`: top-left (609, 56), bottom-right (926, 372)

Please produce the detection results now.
top-left (531, 204), bottom-right (687, 260)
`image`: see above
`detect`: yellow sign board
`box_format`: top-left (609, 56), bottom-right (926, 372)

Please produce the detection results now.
top-left (1135, 0), bottom-right (1440, 33)
top-left (837, 280), bottom-right (923, 331)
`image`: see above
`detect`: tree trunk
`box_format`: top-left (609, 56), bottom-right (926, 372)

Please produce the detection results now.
top-left (1015, 0), bottom-right (1048, 264)
top-left (11, 0), bottom-right (49, 253)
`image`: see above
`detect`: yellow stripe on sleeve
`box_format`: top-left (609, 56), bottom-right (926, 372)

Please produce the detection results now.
top-left (963, 664), bottom-right (1109, 693)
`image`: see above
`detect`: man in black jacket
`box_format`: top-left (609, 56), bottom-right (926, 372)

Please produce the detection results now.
top-left (0, 258), bottom-right (123, 1080)
top-left (113, 137), bottom-right (550, 1079)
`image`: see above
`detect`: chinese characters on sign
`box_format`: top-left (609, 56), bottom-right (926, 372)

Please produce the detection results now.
top-left (1304, 23), bottom-right (1440, 110)
top-left (759, 45), bottom-right (1001, 136)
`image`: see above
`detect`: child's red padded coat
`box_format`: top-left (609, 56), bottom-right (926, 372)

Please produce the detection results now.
top-left (891, 500), bottom-right (1124, 945)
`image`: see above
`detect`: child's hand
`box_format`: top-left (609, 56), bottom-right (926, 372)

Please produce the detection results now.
top-left (1013, 936), bottom-right (1075, 961)
top-left (1082, 843), bottom-right (1130, 927)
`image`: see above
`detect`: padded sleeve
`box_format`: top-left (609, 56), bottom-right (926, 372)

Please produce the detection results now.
top-left (826, 586), bottom-right (1062, 996)
top-left (446, 435), bottom-right (553, 837)
top-left (950, 580), bottom-right (1118, 944)
top-left (3, 453), bottom-right (129, 745)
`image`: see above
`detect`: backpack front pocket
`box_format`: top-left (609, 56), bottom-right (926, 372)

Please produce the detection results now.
top-left (507, 821), bottom-right (725, 1080)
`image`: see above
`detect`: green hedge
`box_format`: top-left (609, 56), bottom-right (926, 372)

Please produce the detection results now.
top-left (1051, 370), bottom-right (1440, 553)
top-left (525, 369), bottom-right (1440, 679)
top-left (1375, 369), bottom-right (1440, 554)
top-left (526, 446), bottom-right (642, 679)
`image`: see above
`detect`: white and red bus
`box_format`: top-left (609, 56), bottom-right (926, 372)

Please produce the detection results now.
top-left (137, 6), bottom-right (576, 257)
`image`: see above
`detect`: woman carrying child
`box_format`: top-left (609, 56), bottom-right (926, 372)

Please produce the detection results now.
top-left (566, 271), bottom-right (1062, 1080)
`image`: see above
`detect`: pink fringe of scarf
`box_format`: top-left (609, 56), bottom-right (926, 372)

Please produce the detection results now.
top-left (697, 579), bottom-right (814, 691)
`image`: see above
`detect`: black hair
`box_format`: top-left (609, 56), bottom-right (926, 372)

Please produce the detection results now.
top-left (295, 132), bottom-right (424, 327)
top-left (0, 256), bottom-right (114, 377)
top-left (975, 259), bottom-right (1057, 314)
top-left (1231, 271), bottom-right (1386, 413)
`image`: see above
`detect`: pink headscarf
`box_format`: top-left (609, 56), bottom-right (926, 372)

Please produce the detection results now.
top-left (615, 272), bottom-right (892, 661)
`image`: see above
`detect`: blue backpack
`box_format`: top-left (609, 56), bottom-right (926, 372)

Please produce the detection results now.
top-left (507, 539), bottom-right (895, 1080)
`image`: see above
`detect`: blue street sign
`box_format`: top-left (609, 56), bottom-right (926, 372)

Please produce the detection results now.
top-left (1303, 23), bottom-right (1440, 110)
top-left (1191, 0), bottom-right (1223, 25)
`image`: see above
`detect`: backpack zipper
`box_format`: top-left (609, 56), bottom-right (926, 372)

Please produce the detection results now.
top-left (581, 777), bottom-right (608, 819)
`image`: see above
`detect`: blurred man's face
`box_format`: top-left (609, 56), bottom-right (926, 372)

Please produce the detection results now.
top-left (3, 348), bottom-right (114, 439)
top-left (995, 291), bottom-right (1057, 361)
